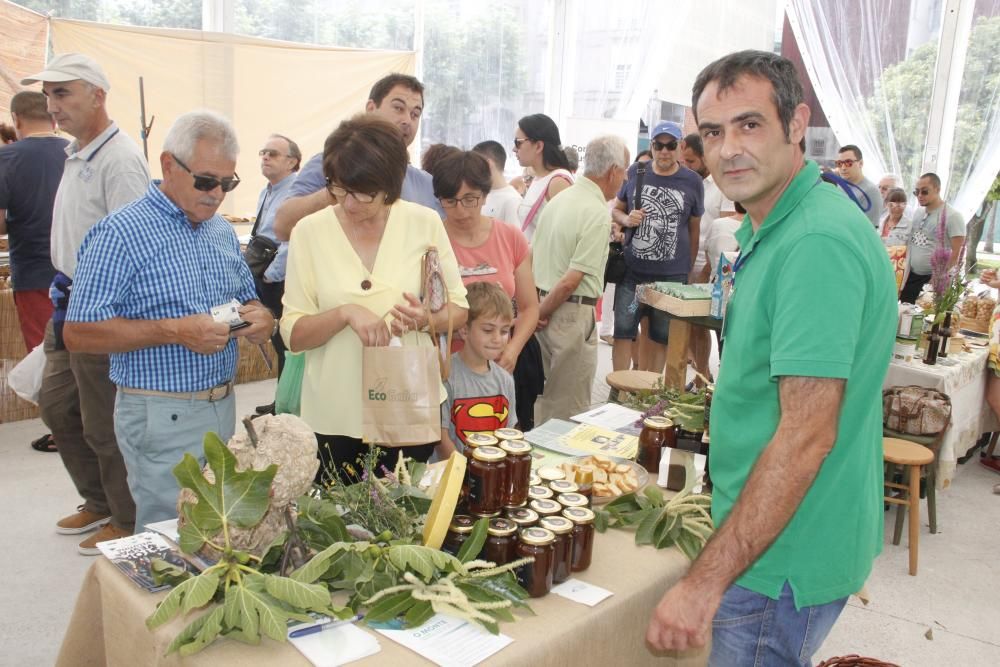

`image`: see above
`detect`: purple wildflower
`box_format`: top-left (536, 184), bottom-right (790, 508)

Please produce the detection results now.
top-left (379, 464), bottom-right (399, 485)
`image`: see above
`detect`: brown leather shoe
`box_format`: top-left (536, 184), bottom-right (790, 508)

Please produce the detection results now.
top-left (78, 523), bottom-right (132, 556)
top-left (56, 506), bottom-right (110, 535)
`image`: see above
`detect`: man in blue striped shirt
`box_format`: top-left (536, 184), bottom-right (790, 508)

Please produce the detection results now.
top-left (64, 110), bottom-right (277, 531)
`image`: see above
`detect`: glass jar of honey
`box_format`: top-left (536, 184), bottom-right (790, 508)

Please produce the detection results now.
top-left (506, 506), bottom-right (539, 529)
top-left (483, 517), bottom-right (518, 565)
top-left (537, 466), bottom-right (566, 484)
top-left (528, 485), bottom-right (554, 501)
top-left (562, 507), bottom-right (596, 572)
top-left (539, 516), bottom-right (575, 584)
top-left (464, 432), bottom-right (499, 457)
top-left (500, 440), bottom-right (532, 507)
top-left (529, 498), bottom-right (563, 519)
top-left (637, 416), bottom-right (676, 474)
top-left (548, 479), bottom-right (579, 495)
top-left (468, 446), bottom-right (507, 516)
top-left (494, 428), bottom-right (524, 442)
top-left (515, 527), bottom-right (555, 597)
top-left (442, 514), bottom-right (476, 556)
top-left (556, 492), bottom-right (589, 509)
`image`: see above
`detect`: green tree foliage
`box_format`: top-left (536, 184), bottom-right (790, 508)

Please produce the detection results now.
top-left (866, 15), bottom-right (1000, 196)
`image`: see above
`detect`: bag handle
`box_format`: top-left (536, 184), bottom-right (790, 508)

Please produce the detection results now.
top-left (421, 246), bottom-right (454, 381)
top-left (520, 170), bottom-right (573, 233)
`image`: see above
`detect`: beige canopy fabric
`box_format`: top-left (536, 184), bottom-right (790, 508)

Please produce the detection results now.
top-left (0, 0), bottom-right (49, 119)
top-left (49, 19), bottom-right (415, 215)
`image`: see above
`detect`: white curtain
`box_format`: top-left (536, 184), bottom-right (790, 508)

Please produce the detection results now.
top-left (787, 0), bottom-right (1000, 221)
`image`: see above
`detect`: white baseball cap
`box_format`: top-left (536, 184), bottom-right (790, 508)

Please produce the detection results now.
top-left (21, 53), bottom-right (111, 92)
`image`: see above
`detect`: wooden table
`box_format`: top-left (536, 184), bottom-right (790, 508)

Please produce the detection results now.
top-left (57, 527), bottom-right (708, 666)
top-left (884, 346), bottom-right (998, 487)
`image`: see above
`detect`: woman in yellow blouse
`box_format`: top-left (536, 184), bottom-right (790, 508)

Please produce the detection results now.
top-left (281, 115), bottom-right (468, 480)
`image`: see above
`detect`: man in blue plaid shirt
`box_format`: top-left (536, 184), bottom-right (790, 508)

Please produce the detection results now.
top-left (64, 110), bottom-right (276, 531)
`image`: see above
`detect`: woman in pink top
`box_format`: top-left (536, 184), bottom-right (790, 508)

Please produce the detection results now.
top-left (434, 151), bottom-right (543, 428)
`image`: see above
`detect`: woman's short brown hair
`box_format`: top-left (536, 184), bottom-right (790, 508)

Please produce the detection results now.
top-left (323, 114), bottom-right (407, 203)
top-left (432, 151), bottom-right (493, 200)
top-left (886, 187), bottom-right (907, 204)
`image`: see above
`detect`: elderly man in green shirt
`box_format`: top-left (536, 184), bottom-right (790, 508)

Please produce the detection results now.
top-left (532, 134), bottom-right (629, 424)
top-left (645, 51), bottom-right (898, 666)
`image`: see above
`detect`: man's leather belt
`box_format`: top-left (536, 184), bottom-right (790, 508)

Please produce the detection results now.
top-left (121, 381), bottom-right (234, 402)
top-left (537, 288), bottom-right (598, 307)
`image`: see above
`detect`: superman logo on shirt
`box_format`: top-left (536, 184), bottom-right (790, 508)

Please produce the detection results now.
top-left (451, 395), bottom-right (511, 445)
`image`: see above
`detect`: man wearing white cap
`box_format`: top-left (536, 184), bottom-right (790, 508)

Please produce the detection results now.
top-left (22, 53), bottom-right (149, 554)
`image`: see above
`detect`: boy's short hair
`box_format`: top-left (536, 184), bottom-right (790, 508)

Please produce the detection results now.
top-left (466, 281), bottom-right (514, 324)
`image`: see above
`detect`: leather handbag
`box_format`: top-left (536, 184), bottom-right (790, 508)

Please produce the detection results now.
top-left (243, 234), bottom-right (279, 280)
top-left (882, 385), bottom-right (952, 435)
top-left (604, 241), bottom-right (627, 285)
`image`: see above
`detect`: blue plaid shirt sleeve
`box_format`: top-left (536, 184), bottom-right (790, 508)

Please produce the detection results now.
top-left (67, 220), bottom-right (136, 323)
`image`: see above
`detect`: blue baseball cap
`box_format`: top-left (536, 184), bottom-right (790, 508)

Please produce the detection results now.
top-left (651, 120), bottom-right (683, 141)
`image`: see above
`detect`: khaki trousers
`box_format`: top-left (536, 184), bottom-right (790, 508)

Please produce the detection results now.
top-left (534, 300), bottom-right (598, 424)
top-left (40, 320), bottom-right (136, 531)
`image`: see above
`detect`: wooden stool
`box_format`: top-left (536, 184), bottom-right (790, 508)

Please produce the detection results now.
top-left (605, 370), bottom-right (661, 403)
top-left (883, 437), bottom-right (934, 575)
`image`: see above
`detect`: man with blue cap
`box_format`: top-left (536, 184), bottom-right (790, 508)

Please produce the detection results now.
top-left (610, 120), bottom-right (704, 373)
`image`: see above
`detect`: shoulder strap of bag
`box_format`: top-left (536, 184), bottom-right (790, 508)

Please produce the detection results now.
top-left (250, 189), bottom-right (270, 238)
top-left (421, 247), bottom-right (453, 381)
top-left (520, 170), bottom-right (574, 233)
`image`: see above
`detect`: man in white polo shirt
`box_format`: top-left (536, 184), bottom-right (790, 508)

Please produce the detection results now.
top-left (22, 53), bottom-right (150, 554)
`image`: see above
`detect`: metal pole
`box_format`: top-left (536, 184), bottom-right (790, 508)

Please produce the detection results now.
top-left (139, 76), bottom-right (148, 161)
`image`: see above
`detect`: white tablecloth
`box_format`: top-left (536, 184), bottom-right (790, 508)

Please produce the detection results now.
top-left (884, 346), bottom-right (998, 487)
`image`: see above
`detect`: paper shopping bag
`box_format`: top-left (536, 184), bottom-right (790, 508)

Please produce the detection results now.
top-left (361, 344), bottom-right (441, 445)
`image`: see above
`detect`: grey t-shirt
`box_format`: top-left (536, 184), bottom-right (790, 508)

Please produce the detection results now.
top-left (856, 177), bottom-right (883, 228)
top-left (907, 203), bottom-right (966, 275)
top-left (441, 353), bottom-right (517, 452)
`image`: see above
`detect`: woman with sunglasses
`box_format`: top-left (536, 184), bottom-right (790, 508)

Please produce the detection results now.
top-left (513, 113), bottom-right (574, 240)
top-left (879, 188), bottom-right (912, 246)
top-left (281, 115), bottom-right (468, 481)
top-left (434, 151), bottom-right (542, 430)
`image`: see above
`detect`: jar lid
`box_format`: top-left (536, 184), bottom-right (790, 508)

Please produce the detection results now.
top-left (471, 510), bottom-right (501, 519)
top-left (494, 428), bottom-right (524, 441)
top-left (506, 507), bottom-right (540, 525)
top-left (537, 466), bottom-right (566, 482)
top-left (466, 433), bottom-right (499, 447)
top-left (556, 492), bottom-right (589, 508)
top-left (487, 517), bottom-right (517, 536)
top-left (539, 516), bottom-right (574, 534)
top-left (472, 445), bottom-right (507, 462)
top-left (643, 415), bottom-right (674, 430)
top-left (500, 440), bottom-right (532, 455)
top-left (448, 514), bottom-right (476, 533)
top-left (548, 480), bottom-right (579, 494)
top-left (528, 474), bottom-right (543, 487)
top-left (562, 507), bottom-right (596, 524)
top-left (528, 485), bottom-right (554, 500)
top-left (529, 498), bottom-right (562, 515)
top-left (519, 526), bottom-right (555, 546)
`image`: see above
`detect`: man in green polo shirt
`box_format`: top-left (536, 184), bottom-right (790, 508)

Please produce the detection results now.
top-left (645, 50), bottom-right (897, 666)
top-left (532, 134), bottom-right (629, 424)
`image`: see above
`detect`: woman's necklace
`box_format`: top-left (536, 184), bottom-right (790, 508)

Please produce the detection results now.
top-left (341, 212), bottom-right (388, 291)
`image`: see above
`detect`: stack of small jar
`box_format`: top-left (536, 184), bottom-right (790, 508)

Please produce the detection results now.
top-left (445, 430), bottom-right (596, 599)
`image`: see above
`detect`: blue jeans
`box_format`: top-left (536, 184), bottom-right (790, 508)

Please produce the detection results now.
top-left (710, 583), bottom-right (847, 667)
top-left (613, 274), bottom-right (687, 344)
top-left (114, 390), bottom-right (236, 531)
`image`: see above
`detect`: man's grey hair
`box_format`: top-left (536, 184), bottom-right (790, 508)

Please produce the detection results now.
top-left (162, 110), bottom-right (239, 163)
top-left (583, 135), bottom-right (628, 177)
top-left (880, 174), bottom-right (900, 185)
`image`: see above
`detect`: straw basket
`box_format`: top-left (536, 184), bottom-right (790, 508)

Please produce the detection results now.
top-left (235, 337), bottom-right (279, 384)
top-left (816, 656), bottom-right (900, 667)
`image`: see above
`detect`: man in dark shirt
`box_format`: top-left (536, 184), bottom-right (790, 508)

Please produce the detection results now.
top-left (0, 91), bottom-right (68, 350)
top-left (610, 120), bottom-right (704, 373)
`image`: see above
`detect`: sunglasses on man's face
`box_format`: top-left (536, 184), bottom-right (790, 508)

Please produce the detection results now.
top-left (172, 154), bottom-right (240, 192)
top-left (913, 188), bottom-right (932, 196)
top-left (258, 148), bottom-right (289, 159)
top-left (834, 159), bottom-right (857, 168)
top-left (652, 139), bottom-right (678, 152)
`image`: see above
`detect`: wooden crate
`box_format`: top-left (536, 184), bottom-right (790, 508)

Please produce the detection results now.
top-left (641, 287), bottom-right (711, 317)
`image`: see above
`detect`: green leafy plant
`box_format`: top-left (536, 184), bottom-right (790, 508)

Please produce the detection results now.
top-left (146, 434), bottom-right (350, 656)
top-left (594, 486), bottom-right (714, 559)
top-left (624, 380), bottom-right (709, 433)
